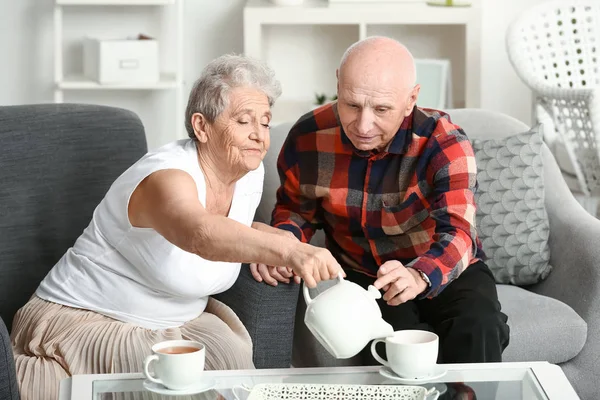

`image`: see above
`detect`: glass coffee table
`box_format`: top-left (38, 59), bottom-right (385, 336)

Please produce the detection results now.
top-left (58, 361), bottom-right (579, 400)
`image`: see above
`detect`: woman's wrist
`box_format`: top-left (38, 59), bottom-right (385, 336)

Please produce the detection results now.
top-left (251, 222), bottom-right (299, 265)
top-left (276, 234), bottom-right (299, 267)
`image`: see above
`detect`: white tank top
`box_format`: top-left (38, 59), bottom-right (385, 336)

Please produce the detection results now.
top-left (36, 139), bottom-right (264, 330)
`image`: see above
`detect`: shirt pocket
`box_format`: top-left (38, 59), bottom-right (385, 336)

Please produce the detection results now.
top-left (381, 193), bottom-right (429, 236)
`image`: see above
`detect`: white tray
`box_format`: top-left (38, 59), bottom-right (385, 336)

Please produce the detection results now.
top-left (242, 383), bottom-right (438, 400)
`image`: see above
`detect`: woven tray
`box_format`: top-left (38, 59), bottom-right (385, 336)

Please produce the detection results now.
top-left (239, 383), bottom-right (439, 400)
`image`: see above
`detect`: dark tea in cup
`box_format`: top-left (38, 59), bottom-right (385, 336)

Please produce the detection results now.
top-left (157, 346), bottom-right (200, 355)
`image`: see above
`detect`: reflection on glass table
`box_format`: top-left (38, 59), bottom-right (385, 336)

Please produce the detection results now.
top-left (57, 362), bottom-right (580, 400)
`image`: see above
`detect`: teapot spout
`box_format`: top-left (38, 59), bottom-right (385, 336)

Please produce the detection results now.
top-left (372, 319), bottom-right (394, 340)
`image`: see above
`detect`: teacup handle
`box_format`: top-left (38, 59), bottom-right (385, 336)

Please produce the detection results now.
top-left (143, 354), bottom-right (163, 385)
top-left (232, 384), bottom-right (252, 400)
top-left (425, 388), bottom-right (441, 400)
top-left (303, 272), bottom-right (344, 305)
top-left (370, 339), bottom-right (390, 367)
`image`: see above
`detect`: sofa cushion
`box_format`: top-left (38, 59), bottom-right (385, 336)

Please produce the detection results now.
top-left (471, 126), bottom-right (552, 285)
top-left (0, 104), bottom-right (147, 330)
top-left (499, 285), bottom-right (587, 364)
top-left (0, 318), bottom-right (18, 400)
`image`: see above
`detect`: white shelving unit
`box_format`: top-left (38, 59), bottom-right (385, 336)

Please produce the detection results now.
top-left (53, 0), bottom-right (184, 139)
top-left (56, 0), bottom-right (175, 5)
top-left (244, 0), bottom-right (481, 125)
top-left (57, 74), bottom-right (179, 90)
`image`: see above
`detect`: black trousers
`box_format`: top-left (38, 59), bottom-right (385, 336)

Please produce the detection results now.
top-left (346, 261), bottom-right (510, 364)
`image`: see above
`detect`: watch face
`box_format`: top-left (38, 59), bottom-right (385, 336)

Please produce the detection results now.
top-left (419, 270), bottom-right (431, 287)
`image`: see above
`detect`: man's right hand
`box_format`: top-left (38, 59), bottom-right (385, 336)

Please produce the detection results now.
top-left (285, 242), bottom-right (344, 288)
top-left (250, 263), bottom-right (299, 286)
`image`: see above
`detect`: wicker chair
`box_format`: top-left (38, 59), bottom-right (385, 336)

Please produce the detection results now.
top-left (506, 0), bottom-right (600, 216)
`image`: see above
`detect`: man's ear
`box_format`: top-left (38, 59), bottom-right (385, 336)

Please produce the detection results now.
top-left (405, 84), bottom-right (421, 117)
top-left (336, 69), bottom-right (340, 99)
top-left (191, 113), bottom-right (209, 143)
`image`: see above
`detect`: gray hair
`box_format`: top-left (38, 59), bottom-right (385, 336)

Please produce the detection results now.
top-left (185, 54), bottom-right (282, 139)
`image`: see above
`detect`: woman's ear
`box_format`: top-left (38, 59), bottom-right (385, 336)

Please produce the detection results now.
top-left (191, 113), bottom-right (209, 143)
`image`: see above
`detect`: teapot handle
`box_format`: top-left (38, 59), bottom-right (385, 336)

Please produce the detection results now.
top-left (303, 272), bottom-right (344, 305)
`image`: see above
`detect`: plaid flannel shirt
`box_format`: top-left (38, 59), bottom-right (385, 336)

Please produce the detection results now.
top-left (271, 103), bottom-right (484, 298)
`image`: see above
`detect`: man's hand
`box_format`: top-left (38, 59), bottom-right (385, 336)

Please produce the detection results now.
top-left (249, 223), bottom-right (301, 286)
top-left (250, 264), bottom-right (301, 286)
top-left (373, 260), bottom-right (428, 306)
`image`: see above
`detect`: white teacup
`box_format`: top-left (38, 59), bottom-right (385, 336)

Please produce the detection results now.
top-left (370, 330), bottom-right (439, 379)
top-left (143, 339), bottom-right (205, 390)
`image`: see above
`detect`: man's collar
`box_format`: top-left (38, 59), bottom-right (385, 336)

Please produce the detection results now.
top-left (385, 110), bottom-right (413, 155)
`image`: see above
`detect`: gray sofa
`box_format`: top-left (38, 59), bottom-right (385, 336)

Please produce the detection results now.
top-left (0, 105), bottom-right (598, 399)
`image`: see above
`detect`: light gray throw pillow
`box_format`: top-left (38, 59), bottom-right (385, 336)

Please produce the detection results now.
top-left (471, 126), bottom-right (552, 285)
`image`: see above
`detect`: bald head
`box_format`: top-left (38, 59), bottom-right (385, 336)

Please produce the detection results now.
top-left (338, 36), bottom-right (416, 89)
top-left (335, 36), bottom-right (421, 152)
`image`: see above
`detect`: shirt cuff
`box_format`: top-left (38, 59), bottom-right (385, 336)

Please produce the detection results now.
top-left (273, 223), bottom-right (304, 242)
top-left (406, 257), bottom-right (443, 299)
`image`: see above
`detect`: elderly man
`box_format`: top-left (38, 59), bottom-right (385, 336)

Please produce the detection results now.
top-left (252, 36), bottom-right (510, 363)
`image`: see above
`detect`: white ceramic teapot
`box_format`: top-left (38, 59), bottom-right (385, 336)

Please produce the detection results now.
top-left (303, 273), bottom-right (394, 359)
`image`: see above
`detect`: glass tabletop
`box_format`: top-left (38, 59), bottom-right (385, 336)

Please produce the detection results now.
top-left (88, 364), bottom-right (551, 400)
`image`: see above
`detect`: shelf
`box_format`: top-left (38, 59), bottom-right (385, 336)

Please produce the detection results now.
top-left (244, 0), bottom-right (481, 108)
top-left (244, 0), bottom-right (477, 24)
top-left (56, 0), bottom-right (174, 5)
top-left (57, 74), bottom-right (179, 90)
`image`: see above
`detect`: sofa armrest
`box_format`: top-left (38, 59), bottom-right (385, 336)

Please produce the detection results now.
top-left (214, 265), bottom-right (300, 369)
top-left (0, 317), bottom-right (19, 400)
top-left (532, 146), bottom-right (600, 314)
top-left (528, 146), bottom-right (600, 398)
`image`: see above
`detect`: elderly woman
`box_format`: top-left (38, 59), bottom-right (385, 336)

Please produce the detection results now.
top-left (11, 54), bottom-right (342, 400)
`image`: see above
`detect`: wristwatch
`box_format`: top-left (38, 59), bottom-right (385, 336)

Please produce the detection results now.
top-left (415, 269), bottom-right (431, 288)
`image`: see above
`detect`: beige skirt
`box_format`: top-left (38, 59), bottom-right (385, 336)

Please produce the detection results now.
top-left (11, 296), bottom-right (254, 400)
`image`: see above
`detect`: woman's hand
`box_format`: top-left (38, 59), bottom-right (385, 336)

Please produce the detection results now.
top-left (284, 242), bottom-right (345, 288)
top-left (249, 222), bottom-right (344, 288)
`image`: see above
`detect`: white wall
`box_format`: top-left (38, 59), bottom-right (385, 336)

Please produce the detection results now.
top-left (0, 0), bottom-right (547, 148)
top-left (480, 0), bottom-right (550, 124)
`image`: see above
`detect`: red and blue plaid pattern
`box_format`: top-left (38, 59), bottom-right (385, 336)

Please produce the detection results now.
top-left (272, 103), bottom-right (484, 297)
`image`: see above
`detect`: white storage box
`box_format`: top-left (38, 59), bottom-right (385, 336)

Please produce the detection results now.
top-left (83, 37), bottom-right (159, 84)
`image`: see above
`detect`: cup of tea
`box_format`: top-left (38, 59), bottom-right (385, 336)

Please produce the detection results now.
top-left (370, 330), bottom-right (439, 379)
top-left (143, 339), bottom-right (205, 390)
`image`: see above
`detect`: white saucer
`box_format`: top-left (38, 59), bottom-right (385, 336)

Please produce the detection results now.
top-left (379, 366), bottom-right (447, 384)
top-left (143, 378), bottom-right (216, 395)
